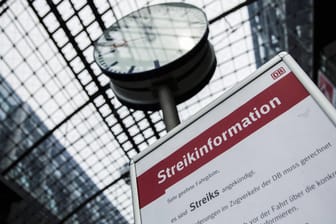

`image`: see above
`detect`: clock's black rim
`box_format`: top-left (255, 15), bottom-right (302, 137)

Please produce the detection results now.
top-left (93, 2), bottom-right (209, 81)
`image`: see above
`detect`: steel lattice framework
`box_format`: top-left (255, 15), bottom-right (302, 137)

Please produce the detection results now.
top-left (0, 0), bottom-right (313, 223)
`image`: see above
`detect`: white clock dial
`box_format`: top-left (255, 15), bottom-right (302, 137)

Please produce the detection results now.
top-left (93, 3), bottom-right (208, 76)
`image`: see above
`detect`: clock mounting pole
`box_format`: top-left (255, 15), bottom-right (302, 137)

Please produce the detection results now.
top-left (157, 84), bottom-right (180, 131)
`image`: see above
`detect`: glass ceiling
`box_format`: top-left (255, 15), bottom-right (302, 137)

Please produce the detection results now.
top-left (0, 0), bottom-right (313, 223)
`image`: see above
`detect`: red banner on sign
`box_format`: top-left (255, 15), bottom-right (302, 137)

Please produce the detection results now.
top-left (137, 72), bottom-right (309, 208)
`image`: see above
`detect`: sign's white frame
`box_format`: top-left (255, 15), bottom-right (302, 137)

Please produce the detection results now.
top-left (130, 52), bottom-right (336, 224)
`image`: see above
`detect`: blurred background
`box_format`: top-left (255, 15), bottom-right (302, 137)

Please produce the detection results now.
top-left (0, 0), bottom-right (335, 223)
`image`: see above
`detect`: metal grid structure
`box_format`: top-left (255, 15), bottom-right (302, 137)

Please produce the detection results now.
top-left (0, 0), bottom-right (313, 223)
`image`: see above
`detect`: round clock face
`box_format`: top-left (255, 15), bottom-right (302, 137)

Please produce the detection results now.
top-left (93, 3), bottom-right (208, 77)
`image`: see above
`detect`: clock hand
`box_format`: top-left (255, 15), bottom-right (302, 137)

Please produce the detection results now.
top-left (95, 40), bottom-right (127, 47)
top-left (96, 37), bottom-right (147, 47)
top-left (142, 25), bottom-right (155, 42)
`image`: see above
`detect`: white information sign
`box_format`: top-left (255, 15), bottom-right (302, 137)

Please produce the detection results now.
top-left (130, 52), bottom-right (336, 224)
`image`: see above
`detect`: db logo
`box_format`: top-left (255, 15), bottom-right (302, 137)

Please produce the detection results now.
top-left (271, 67), bottom-right (286, 80)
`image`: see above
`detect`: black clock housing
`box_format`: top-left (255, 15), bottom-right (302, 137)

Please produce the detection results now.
top-left (93, 2), bottom-right (216, 110)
